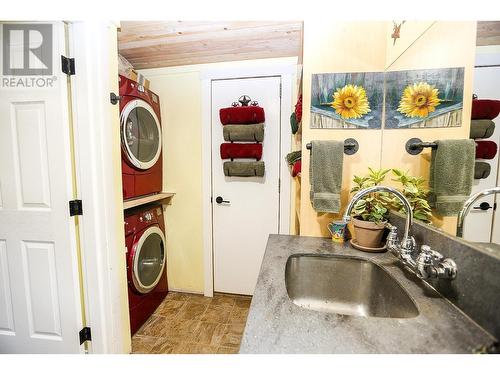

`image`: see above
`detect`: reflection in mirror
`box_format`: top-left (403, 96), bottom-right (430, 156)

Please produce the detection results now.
top-left (385, 21), bottom-right (435, 71)
top-left (454, 23), bottom-right (500, 248)
top-left (457, 187), bottom-right (500, 235)
top-left (379, 21), bottom-right (500, 247)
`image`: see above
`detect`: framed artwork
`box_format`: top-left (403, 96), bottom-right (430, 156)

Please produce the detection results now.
top-left (309, 67), bottom-right (465, 130)
top-left (384, 67), bottom-right (465, 129)
top-left (310, 72), bottom-right (384, 129)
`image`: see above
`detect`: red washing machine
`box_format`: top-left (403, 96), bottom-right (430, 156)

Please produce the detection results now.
top-left (119, 75), bottom-right (163, 200)
top-left (125, 204), bottom-right (168, 335)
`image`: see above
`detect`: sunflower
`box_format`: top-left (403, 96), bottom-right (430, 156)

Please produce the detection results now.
top-left (397, 82), bottom-right (441, 118)
top-left (331, 84), bottom-right (371, 119)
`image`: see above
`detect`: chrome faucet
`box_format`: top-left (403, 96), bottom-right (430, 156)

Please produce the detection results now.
top-left (343, 185), bottom-right (457, 280)
top-left (456, 187), bottom-right (500, 238)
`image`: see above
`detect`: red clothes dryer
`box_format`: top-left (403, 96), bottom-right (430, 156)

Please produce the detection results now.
top-left (125, 204), bottom-right (168, 335)
top-left (120, 75), bottom-right (163, 200)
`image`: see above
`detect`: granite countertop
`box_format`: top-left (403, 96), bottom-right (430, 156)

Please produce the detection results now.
top-left (239, 235), bottom-right (496, 354)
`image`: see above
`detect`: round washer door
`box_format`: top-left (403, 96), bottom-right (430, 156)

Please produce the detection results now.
top-left (131, 226), bottom-right (166, 294)
top-left (121, 99), bottom-right (162, 170)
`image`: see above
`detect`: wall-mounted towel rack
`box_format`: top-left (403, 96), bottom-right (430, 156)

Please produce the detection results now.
top-left (306, 138), bottom-right (359, 155)
top-left (405, 138), bottom-right (438, 155)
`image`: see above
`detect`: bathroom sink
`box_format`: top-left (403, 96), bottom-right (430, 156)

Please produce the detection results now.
top-left (285, 254), bottom-right (419, 319)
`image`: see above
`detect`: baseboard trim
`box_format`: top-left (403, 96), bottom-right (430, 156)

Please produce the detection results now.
top-left (168, 288), bottom-right (204, 295)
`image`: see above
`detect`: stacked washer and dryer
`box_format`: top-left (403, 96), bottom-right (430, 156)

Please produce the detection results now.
top-left (119, 74), bottom-right (167, 335)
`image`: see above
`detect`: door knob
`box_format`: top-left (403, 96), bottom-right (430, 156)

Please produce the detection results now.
top-left (215, 196), bottom-right (230, 204)
top-left (473, 202), bottom-right (494, 211)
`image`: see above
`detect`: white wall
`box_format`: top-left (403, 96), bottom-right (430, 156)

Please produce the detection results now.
top-left (70, 21), bottom-right (131, 353)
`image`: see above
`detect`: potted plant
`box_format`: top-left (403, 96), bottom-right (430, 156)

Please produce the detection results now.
top-left (349, 168), bottom-right (433, 251)
top-left (350, 168), bottom-right (392, 249)
top-left (390, 169), bottom-right (432, 223)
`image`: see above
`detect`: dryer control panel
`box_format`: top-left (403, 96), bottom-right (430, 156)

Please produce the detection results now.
top-left (139, 207), bottom-right (162, 223)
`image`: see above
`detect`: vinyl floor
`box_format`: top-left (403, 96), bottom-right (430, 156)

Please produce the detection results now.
top-left (131, 292), bottom-right (251, 354)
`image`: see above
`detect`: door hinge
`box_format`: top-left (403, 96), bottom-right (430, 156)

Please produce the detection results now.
top-left (278, 178), bottom-right (281, 192)
top-left (79, 326), bottom-right (91, 345)
top-left (61, 55), bottom-right (75, 75)
top-left (279, 83), bottom-right (282, 98)
top-left (69, 200), bottom-right (83, 216)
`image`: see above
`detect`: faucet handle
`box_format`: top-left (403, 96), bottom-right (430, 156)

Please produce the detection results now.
top-left (438, 258), bottom-right (457, 279)
top-left (385, 225), bottom-right (400, 255)
top-left (386, 224), bottom-right (398, 238)
top-left (401, 236), bottom-right (416, 256)
top-left (420, 245), bottom-right (444, 261)
top-left (417, 246), bottom-right (434, 264)
top-left (418, 245), bottom-right (457, 280)
top-left (416, 246), bottom-right (434, 279)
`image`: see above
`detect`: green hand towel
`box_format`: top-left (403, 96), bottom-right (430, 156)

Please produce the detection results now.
top-left (470, 120), bottom-right (495, 139)
top-left (309, 140), bottom-right (343, 213)
top-left (223, 161), bottom-right (265, 177)
top-left (474, 161), bottom-right (491, 179)
top-left (223, 124), bottom-right (264, 142)
top-left (290, 112), bottom-right (299, 134)
top-left (285, 150), bottom-right (301, 166)
top-left (429, 139), bottom-right (475, 216)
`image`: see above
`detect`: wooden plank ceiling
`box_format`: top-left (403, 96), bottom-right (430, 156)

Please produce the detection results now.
top-left (477, 21), bottom-right (500, 46)
top-left (118, 21), bottom-right (303, 69)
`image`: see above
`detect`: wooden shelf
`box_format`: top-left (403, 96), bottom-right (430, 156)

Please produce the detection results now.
top-left (123, 192), bottom-right (175, 210)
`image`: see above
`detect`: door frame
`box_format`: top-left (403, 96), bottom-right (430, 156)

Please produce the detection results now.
top-left (67, 21), bottom-right (131, 353)
top-left (200, 59), bottom-right (297, 297)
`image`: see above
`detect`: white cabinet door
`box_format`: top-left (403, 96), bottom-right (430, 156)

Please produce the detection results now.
top-left (211, 76), bottom-right (281, 295)
top-left (0, 22), bottom-right (84, 353)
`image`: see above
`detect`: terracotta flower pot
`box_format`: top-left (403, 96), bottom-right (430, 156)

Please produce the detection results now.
top-left (352, 218), bottom-right (387, 248)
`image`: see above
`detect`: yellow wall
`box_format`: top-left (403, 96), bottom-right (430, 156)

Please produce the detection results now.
top-left (299, 21), bottom-right (387, 237)
top-left (381, 21), bottom-right (477, 234)
top-left (140, 57), bottom-right (298, 293)
top-left (139, 70), bottom-right (205, 293)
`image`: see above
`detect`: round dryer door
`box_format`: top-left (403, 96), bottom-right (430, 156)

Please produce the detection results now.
top-left (132, 226), bottom-right (166, 294)
top-left (121, 99), bottom-right (162, 170)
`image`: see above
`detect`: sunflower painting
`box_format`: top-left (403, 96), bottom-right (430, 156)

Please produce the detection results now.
top-left (397, 82), bottom-right (441, 118)
top-left (310, 72), bottom-right (383, 129)
top-left (331, 84), bottom-right (371, 119)
top-left (385, 67), bottom-right (464, 129)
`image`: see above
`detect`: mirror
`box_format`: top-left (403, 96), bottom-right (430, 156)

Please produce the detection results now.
top-left (381, 21), bottom-right (500, 248)
top-left (302, 21), bottom-right (499, 244)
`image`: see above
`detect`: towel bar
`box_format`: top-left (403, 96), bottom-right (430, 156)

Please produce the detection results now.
top-left (306, 138), bottom-right (359, 155)
top-left (405, 138), bottom-right (438, 155)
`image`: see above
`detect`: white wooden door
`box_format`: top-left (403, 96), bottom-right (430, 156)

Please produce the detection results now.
top-left (211, 77), bottom-right (281, 295)
top-left (464, 66), bottom-right (500, 243)
top-left (0, 22), bottom-right (84, 353)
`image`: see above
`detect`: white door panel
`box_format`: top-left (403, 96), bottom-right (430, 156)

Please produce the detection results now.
top-left (212, 77), bottom-right (281, 295)
top-left (0, 240), bottom-right (15, 335)
top-left (0, 22), bottom-right (83, 353)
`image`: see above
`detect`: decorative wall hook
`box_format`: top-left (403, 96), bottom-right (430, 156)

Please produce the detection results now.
top-left (230, 96), bottom-right (260, 107)
top-left (239, 95), bottom-right (251, 106)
